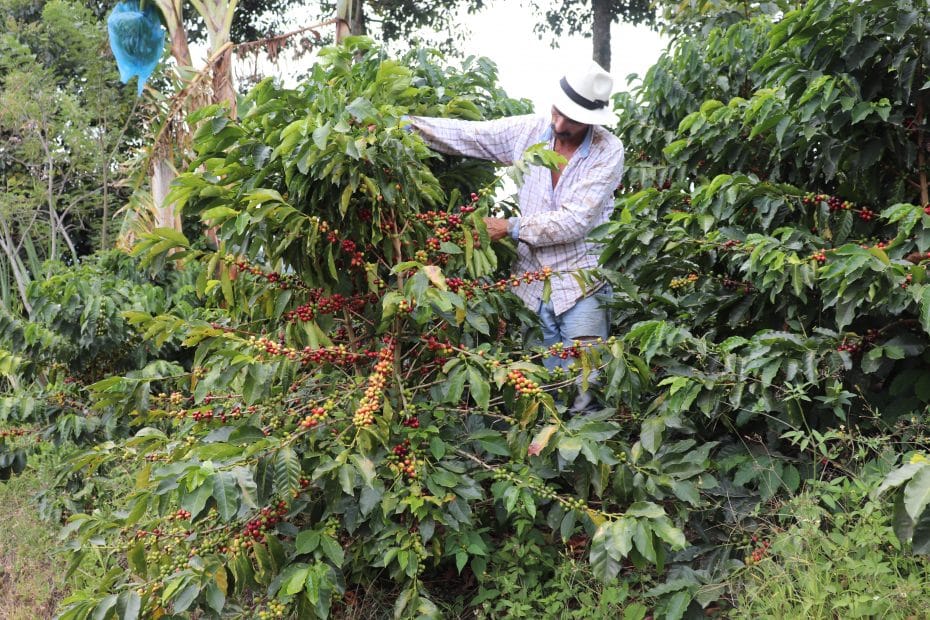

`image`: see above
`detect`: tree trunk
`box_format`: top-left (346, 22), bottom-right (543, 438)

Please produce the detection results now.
top-left (151, 158), bottom-right (180, 231)
top-left (337, 0), bottom-right (366, 41)
top-left (212, 46), bottom-right (237, 114)
top-left (592, 0), bottom-right (612, 71)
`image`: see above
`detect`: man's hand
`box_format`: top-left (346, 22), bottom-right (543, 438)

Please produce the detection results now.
top-left (483, 217), bottom-right (510, 242)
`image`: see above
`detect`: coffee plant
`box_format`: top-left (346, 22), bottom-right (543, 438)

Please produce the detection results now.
top-left (0, 251), bottom-right (200, 489)
top-left (54, 39), bottom-right (694, 619)
top-left (4, 1), bottom-right (929, 618)
top-left (590, 0), bottom-right (930, 609)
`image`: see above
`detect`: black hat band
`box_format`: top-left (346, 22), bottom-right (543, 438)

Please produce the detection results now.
top-left (559, 77), bottom-right (607, 110)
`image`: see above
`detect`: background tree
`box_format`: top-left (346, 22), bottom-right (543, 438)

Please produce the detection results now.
top-left (0, 0), bottom-right (138, 310)
top-left (525, 0), bottom-right (655, 70)
top-left (325, 0), bottom-right (490, 51)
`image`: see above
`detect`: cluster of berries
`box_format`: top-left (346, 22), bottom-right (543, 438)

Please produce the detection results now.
top-left (392, 439), bottom-right (411, 457)
top-left (241, 502), bottom-right (289, 544)
top-left (389, 440), bottom-right (419, 480)
top-left (811, 250), bottom-right (828, 264)
top-left (415, 210), bottom-right (465, 232)
top-left (446, 268), bottom-right (553, 299)
top-left (226, 256), bottom-right (305, 291)
top-left (837, 340), bottom-right (861, 354)
top-left (902, 273), bottom-right (913, 289)
top-left (170, 509), bottom-right (191, 521)
top-left (507, 369), bottom-right (542, 397)
top-left (353, 338), bottom-right (396, 427)
top-left (0, 427), bottom-right (28, 439)
top-left (422, 334), bottom-right (454, 356)
top-left (189, 408), bottom-right (240, 423)
top-left (548, 343), bottom-right (580, 360)
top-left (491, 467), bottom-right (579, 510)
top-left (300, 406), bottom-right (328, 429)
top-left (256, 600), bottom-right (288, 619)
top-left (670, 273), bottom-right (699, 289)
top-left (803, 193), bottom-right (881, 222)
top-left (722, 277), bottom-right (754, 293)
top-left (803, 193), bottom-right (852, 212)
top-left (745, 536), bottom-right (771, 565)
top-left (284, 290), bottom-right (378, 323)
top-left (322, 229), bottom-right (366, 269)
top-left (248, 336), bottom-right (378, 367)
top-left (720, 239), bottom-right (742, 251)
top-left (402, 416), bottom-right (420, 429)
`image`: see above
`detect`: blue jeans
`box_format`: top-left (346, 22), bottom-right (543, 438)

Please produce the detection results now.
top-left (535, 289), bottom-right (611, 371)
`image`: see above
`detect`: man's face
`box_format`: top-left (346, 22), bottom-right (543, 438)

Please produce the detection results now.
top-left (551, 107), bottom-right (589, 143)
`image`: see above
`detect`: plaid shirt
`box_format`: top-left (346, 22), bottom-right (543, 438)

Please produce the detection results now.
top-left (409, 114), bottom-right (625, 315)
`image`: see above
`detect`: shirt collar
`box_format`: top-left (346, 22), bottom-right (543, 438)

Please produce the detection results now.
top-left (540, 124), bottom-right (594, 158)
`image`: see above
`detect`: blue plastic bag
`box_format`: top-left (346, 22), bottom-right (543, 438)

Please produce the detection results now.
top-left (107, 1), bottom-right (166, 95)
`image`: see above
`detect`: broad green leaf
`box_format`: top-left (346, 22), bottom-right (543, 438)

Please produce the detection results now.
top-left (904, 465), bottom-right (930, 521)
top-left (212, 472), bottom-right (239, 521)
top-left (873, 462), bottom-right (927, 498)
top-left (467, 365), bottom-right (490, 410)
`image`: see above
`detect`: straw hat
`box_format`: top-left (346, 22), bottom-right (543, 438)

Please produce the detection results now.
top-left (552, 61), bottom-right (615, 126)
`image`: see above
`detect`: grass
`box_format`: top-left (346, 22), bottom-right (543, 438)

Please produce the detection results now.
top-left (0, 469), bottom-right (67, 619)
top-left (732, 489), bottom-right (930, 619)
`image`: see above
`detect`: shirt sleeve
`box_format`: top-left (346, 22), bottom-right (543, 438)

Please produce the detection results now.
top-left (406, 115), bottom-right (540, 165)
top-left (517, 144), bottom-right (624, 248)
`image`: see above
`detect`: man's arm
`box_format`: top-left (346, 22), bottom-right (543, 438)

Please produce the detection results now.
top-left (406, 115), bottom-right (539, 165)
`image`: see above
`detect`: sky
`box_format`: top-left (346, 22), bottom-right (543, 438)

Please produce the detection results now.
top-left (233, 2), bottom-right (668, 113)
top-left (447, 3), bottom-right (668, 112)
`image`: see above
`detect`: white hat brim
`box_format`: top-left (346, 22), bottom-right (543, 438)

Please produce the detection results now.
top-left (551, 87), bottom-right (616, 126)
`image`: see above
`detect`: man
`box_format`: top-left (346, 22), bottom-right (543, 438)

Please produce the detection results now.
top-left (407, 61), bottom-right (624, 408)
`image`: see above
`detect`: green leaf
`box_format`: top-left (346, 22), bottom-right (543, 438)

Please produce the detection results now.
top-left (873, 462), bottom-right (927, 498)
top-left (275, 446), bottom-right (301, 497)
top-left (116, 591), bottom-right (141, 620)
top-left (128, 541), bottom-right (147, 578)
top-left (467, 365), bottom-right (490, 410)
top-left (912, 508), bottom-right (930, 554)
top-left (904, 465), bottom-right (930, 521)
top-left (296, 530), bottom-right (321, 554)
top-left (640, 416), bottom-right (665, 454)
top-left (893, 492), bottom-right (915, 545)
top-left (465, 312), bottom-right (490, 335)
top-left (212, 471), bottom-right (239, 521)
top-left (429, 436), bottom-right (446, 459)
top-left (557, 436), bottom-right (583, 463)
top-left (91, 595), bottom-right (118, 620)
top-left (320, 535), bottom-right (344, 566)
top-left (632, 521), bottom-right (656, 563)
top-left (920, 286), bottom-right (930, 335)
top-left (346, 97), bottom-right (377, 121)
top-left (350, 454), bottom-right (376, 487)
top-left (664, 590), bottom-right (691, 620)
top-left (650, 517), bottom-right (687, 549)
top-left (280, 563), bottom-right (310, 595)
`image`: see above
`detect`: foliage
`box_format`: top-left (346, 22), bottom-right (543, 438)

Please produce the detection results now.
top-left (0, 250), bottom-right (201, 503)
top-left (0, 0), bottom-right (139, 309)
top-left (317, 0), bottom-right (490, 53)
top-left (736, 466), bottom-right (930, 618)
top-left (6, 0), bottom-right (930, 617)
top-left (50, 38), bottom-right (699, 619)
top-left (584, 0), bottom-right (930, 612)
